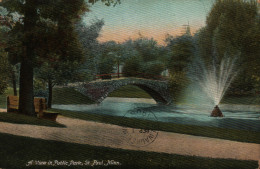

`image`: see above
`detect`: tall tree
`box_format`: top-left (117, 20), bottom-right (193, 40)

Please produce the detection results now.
top-left (167, 26), bottom-right (194, 73)
top-left (165, 26), bottom-right (194, 101)
top-left (197, 0), bottom-right (260, 94)
top-left (1, 0), bottom-right (87, 116)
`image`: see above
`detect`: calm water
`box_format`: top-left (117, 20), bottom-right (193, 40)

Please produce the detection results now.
top-left (53, 98), bottom-right (260, 132)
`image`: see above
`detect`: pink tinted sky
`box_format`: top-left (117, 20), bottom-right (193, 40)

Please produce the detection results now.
top-left (84, 0), bottom-right (215, 45)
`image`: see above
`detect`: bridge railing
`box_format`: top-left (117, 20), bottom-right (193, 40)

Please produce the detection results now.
top-left (94, 73), bottom-right (169, 81)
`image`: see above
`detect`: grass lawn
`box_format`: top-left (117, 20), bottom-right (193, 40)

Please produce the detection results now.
top-left (50, 109), bottom-right (260, 144)
top-left (0, 132), bottom-right (257, 169)
top-left (108, 85), bottom-right (259, 105)
top-left (0, 112), bottom-right (65, 128)
top-left (108, 85), bottom-right (152, 98)
top-left (52, 87), bottom-right (94, 105)
top-left (221, 95), bottom-right (260, 105)
top-left (0, 87), bottom-right (94, 109)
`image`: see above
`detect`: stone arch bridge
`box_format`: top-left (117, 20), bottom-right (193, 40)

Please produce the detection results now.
top-left (75, 78), bottom-right (172, 105)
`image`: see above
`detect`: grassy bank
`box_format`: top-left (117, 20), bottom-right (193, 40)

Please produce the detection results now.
top-left (0, 133), bottom-right (257, 169)
top-left (108, 85), bottom-right (260, 105)
top-left (221, 95), bottom-right (260, 105)
top-left (52, 87), bottom-right (94, 105)
top-left (0, 87), bottom-right (94, 108)
top-left (50, 109), bottom-right (260, 144)
top-left (108, 85), bottom-right (152, 98)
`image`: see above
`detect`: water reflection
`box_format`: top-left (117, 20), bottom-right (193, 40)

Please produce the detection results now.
top-left (53, 98), bottom-right (260, 132)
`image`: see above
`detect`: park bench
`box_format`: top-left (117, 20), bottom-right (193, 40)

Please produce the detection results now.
top-left (7, 96), bottom-right (60, 121)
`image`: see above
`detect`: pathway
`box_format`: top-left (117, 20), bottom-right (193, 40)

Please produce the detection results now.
top-left (0, 113), bottom-right (259, 161)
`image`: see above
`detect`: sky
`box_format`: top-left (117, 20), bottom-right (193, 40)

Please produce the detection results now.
top-left (83, 0), bottom-right (215, 45)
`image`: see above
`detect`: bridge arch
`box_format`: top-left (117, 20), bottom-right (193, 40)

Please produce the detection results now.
top-left (75, 78), bottom-right (172, 105)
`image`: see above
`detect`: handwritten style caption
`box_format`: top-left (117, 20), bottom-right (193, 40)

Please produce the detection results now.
top-left (26, 160), bottom-right (121, 167)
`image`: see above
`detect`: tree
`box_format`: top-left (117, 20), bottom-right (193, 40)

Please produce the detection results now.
top-left (165, 26), bottom-right (194, 102)
top-left (122, 55), bottom-right (142, 77)
top-left (197, 0), bottom-right (260, 95)
top-left (96, 41), bottom-right (118, 78)
top-left (1, 0), bottom-right (119, 116)
top-left (167, 32), bottom-right (194, 73)
top-left (35, 60), bottom-right (84, 108)
top-left (121, 36), bottom-right (167, 78)
top-left (0, 6), bottom-right (21, 96)
top-left (76, 19), bottom-right (105, 79)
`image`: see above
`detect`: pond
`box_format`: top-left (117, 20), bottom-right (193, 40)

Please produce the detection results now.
top-left (52, 97), bottom-right (260, 132)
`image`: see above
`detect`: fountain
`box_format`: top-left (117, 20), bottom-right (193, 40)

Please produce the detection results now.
top-left (211, 105), bottom-right (223, 117)
top-left (186, 54), bottom-right (239, 117)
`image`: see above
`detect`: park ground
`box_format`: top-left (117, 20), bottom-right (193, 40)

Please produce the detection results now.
top-left (0, 86), bottom-right (259, 168)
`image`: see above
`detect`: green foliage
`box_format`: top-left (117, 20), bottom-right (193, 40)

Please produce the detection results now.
top-left (98, 56), bottom-right (115, 78)
top-left (76, 19), bottom-right (105, 79)
top-left (168, 72), bottom-right (189, 102)
top-left (33, 78), bottom-right (46, 91)
top-left (97, 42), bottom-right (118, 76)
top-left (122, 55), bottom-right (142, 77)
top-left (0, 51), bottom-right (9, 94)
top-left (166, 29), bottom-right (194, 102)
top-left (197, 0), bottom-right (260, 94)
top-left (141, 61), bottom-right (165, 79)
top-left (122, 37), bottom-right (168, 78)
top-left (168, 34), bottom-right (194, 73)
top-left (35, 60), bottom-right (85, 87)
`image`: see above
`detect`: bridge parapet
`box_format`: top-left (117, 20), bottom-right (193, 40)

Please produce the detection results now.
top-left (75, 78), bottom-right (172, 105)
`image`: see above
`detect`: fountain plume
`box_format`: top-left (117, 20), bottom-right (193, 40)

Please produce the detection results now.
top-left (184, 53), bottom-right (239, 116)
top-left (199, 56), bottom-right (238, 106)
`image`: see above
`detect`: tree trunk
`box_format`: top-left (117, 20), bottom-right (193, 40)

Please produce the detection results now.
top-left (19, 60), bottom-right (35, 116)
top-left (18, 0), bottom-right (37, 116)
top-left (11, 70), bottom-right (17, 96)
top-left (48, 80), bottom-right (53, 108)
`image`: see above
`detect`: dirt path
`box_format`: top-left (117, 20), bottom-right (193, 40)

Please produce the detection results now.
top-left (0, 113), bottom-right (259, 161)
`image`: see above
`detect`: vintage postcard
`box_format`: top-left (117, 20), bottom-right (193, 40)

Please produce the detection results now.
top-left (0, 0), bottom-right (259, 168)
